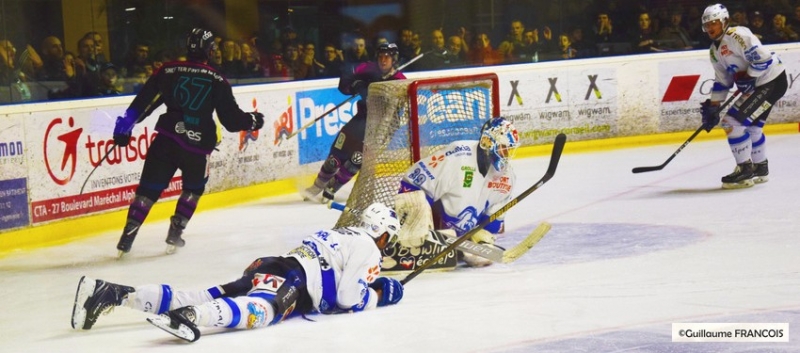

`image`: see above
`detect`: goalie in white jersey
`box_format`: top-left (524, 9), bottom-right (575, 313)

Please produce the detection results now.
top-left (699, 3), bottom-right (788, 189)
top-left (71, 202), bottom-right (404, 342)
top-left (395, 117), bottom-right (519, 267)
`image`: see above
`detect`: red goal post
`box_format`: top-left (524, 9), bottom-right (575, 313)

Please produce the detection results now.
top-left (336, 73), bottom-right (500, 231)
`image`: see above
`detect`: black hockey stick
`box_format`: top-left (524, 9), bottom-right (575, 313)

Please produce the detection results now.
top-left (284, 48), bottom-right (446, 141)
top-left (632, 90), bottom-right (741, 174)
top-left (79, 92), bottom-right (162, 195)
top-left (401, 133), bottom-right (567, 285)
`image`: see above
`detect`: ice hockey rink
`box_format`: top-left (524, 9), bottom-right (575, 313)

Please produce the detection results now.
top-left (2, 132), bottom-right (799, 353)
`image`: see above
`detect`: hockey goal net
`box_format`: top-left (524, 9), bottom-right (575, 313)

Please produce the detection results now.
top-left (336, 73), bottom-right (499, 227)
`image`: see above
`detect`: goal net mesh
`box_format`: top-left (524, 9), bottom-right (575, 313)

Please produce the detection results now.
top-left (336, 73), bottom-right (499, 227)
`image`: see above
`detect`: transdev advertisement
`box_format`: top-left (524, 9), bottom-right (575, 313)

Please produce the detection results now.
top-left (296, 87), bottom-right (355, 164)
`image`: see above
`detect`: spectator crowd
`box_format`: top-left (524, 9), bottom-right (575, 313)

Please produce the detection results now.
top-left (2, 1), bottom-right (800, 104)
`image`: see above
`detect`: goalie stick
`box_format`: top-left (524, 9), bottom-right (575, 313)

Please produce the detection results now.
top-left (327, 201), bottom-right (550, 263)
top-left (631, 90), bottom-right (741, 174)
top-left (284, 49), bottom-right (447, 141)
top-left (401, 132), bottom-right (567, 285)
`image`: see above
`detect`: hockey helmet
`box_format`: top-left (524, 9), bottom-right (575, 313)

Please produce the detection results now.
top-left (360, 202), bottom-right (400, 248)
top-left (702, 4), bottom-right (729, 33)
top-left (186, 28), bottom-right (217, 61)
top-left (479, 117), bottom-right (520, 171)
top-left (375, 42), bottom-right (399, 63)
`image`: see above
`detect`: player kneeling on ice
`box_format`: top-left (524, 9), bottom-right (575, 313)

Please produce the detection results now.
top-left (394, 117), bottom-right (519, 267)
top-left (71, 202), bottom-right (404, 342)
top-left (699, 3), bottom-right (787, 189)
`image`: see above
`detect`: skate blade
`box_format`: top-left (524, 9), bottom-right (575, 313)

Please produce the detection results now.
top-left (117, 250), bottom-right (128, 259)
top-left (71, 276), bottom-right (96, 330)
top-left (147, 315), bottom-right (199, 342)
top-left (722, 179), bottom-right (755, 189)
top-left (753, 176), bottom-right (769, 184)
top-left (165, 245), bottom-right (177, 255)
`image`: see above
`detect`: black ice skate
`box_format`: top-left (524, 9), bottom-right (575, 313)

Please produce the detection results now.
top-left (165, 216), bottom-right (187, 255)
top-left (147, 306), bottom-right (201, 342)
top-left (71, 276), bottom-right (135, 330)
top-left (721, 160), bottom-right (755, 189)
top-left (116, 221), bottom-right (141, 258)
top-left (753, 160), bottom-right (769, 184)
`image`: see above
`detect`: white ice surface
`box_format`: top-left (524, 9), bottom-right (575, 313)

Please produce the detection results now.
top-left (2, 134), bottom-right (799, 353)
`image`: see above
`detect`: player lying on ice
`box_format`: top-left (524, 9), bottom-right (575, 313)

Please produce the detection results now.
top-left (71, 202), bottom-right (404, 342)
top-left (393, 116), bottom-right (522, 267)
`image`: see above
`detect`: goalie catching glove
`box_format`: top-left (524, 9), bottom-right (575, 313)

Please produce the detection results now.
top-left (393, 190), bottom-right (434, 248)
top-left (369, 277), bottom-right (403, 307)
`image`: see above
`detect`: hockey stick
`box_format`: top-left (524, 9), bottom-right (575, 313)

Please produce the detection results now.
top-left (328, 200), bottom-right (550, 263)
top-left (79, 92), bottom-right (162, 195)
top-left (401, 132), bottom-right (567, 285)
top-left (283, 49), bottom-right (445, 141)
top-left (631, 90), bottom-right (741, 174)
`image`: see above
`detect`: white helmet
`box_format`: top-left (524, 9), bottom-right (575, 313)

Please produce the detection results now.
top-left (479, 117), bottom-right (520, 171)
top-left (360, 202), bottom-right (400, 247)
top-left (702, 4), bottom-right (729, 33)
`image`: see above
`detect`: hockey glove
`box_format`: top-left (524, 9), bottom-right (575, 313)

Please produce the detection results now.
top-left (369, 277), bottom-right (403, 307)
top-left (700, 99), bottom-right (721, 133)
top-left (734, 72), bottom-right (756, 94)
top-left (113, 114), bottom-right (136, 147)
top-left (248, 112), bottom-right (264, 131)
top-left (350, 80), bottom-right (368, 98)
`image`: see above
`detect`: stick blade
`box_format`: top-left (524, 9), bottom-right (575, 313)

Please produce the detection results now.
top-left (631, 165), bottom-right (664, 173)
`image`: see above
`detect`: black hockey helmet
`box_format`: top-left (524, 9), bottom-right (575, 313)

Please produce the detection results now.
top-left (186, 28), bottom-right (217, 61)
top-left (375, 42), bottom-right (399, 63)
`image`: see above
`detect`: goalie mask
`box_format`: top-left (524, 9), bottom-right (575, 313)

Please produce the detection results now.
top-left (479, 117), bottom-right (519, 171)
top-left (360, 202), bottom-right (400, 248)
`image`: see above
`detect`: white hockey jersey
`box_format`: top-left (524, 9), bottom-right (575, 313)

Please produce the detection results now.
top-left (400, 140), bottom-right (515, 237)
top-left (709, 26), bottom-right (784, 102)
top-left (283, 227), bottom-right (382, 314)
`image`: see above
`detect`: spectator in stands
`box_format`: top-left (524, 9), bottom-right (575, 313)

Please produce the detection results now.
top-left (518, 27), bottom-right (555, 62)
top-left (789, 4), bottom-right (800, 29)
top-left (657, 10), bottom-right (695, 50)
top-left (319, 43), bottom-right (343, 78)
top-left (0, 39), bottom-right (19, 85)
top-left (38, 36), bottom-right (68, 81)
top-left (417, 29), bottom-right (451, 70)
top-left (467, 32), bottom-right (503, 66)
top-left (629, 11), bottom-right (666, 53)
top-left (730, 7), bottom-right (750, 27)
top-left (92, 63), bottom-right (121, 96)
top-left (764, 13), bottom-right (799, 43)
top-left (209, 48), bottom-right (223, 71)
top-left (592, 11), bottom-right (622, 44)
top-left (749, 11), bottom-right (769, 41)
top-left (445, 35), bottom-right (466, 67)
top-left (82, 31), bottom-right (106, 65)
top-left (220, 39), bottom-right (244, 78)
top-left (283, 42), bottom-right (308, 79)
top-left (499, 19), bottom-right (527, 62)
top-left (239, 41), bottom-right (262, 78)
top-left (397, 28), bottom-right (417, 65)
top-left (265, 53), bottom-right (289, 79)
top-left (295, 41), bottom-right (317, 80)
top-left (151, 49), bottom-right (175, 72)
top-left (122, 41), bottom-right (150, 78)
top-left (343, 34), bottom-right (370, 68)
top-left (568, 26), bottom-right (595, 58)
top-left (555, 33), bottom-right (577, 59)
top-left (74, 36), bottom-right (99, 77)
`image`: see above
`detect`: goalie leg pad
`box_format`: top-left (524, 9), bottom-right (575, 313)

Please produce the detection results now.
top-left (394, 190), bottom-right (434, 248)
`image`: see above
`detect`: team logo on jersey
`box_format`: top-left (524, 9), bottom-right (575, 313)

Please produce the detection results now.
top-left (720, 45), bottom-right (732, 57)
top-left (366, 265), bottom-right (380, 282)
top-left (334, 132), bottom-right (346, 149)
top-left (462, 169), bottom-right (473, 187)
top-left (488, 176), bottom-right (512, 193)
top-left (428, 154), bottom-right (444, 167)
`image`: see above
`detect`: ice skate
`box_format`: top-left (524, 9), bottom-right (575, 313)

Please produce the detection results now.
top-left (321, 187), bottom-right (335, 204)
top-left (165, 216), bottom-right (186, 255)
top-left (721, 160), bottom-right (755, 189)
top-left (300, 184), bottom-right (323, 203)
top-left (462, 251), bottom-right (493, 267)
top-left (753, 160), bottom-right (769, 184)
top-left (71, 276), bottom-right (135, 330)
top-left (147, 306), bottom-right (201, 342)
top-left (116, 221), bottom-right (140, 258)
